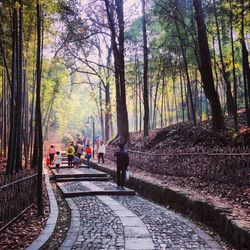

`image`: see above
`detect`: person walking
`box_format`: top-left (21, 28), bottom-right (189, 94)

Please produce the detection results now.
top-left (66, 143), bottom-right (75, 168)
top-left (98, 140), bottom-right (105, 163)
top-left (73, 155), bottom-right (80, 168)
top-left (54, 151), bottom-right (62, 172)
top-left (76, 143), bottom-right (84, 159)
top-left (85, 144), bottom-right (92, 168)
top-left (114, 143), bottom-right (129, 189)
top-left (48, 144), bottom-right (56, 165)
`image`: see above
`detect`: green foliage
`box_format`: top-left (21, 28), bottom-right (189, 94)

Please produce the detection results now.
top-left (61, 134), bottom-right (74, 145)
top-left (126, 18), bottom-right (142, 43)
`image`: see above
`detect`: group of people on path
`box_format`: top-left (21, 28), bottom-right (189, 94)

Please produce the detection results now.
top-left (47, 139), bottom-right (130, 190)
top-left (47, 139), bottom-right (107, 171)
top-left (66, 142), bottom-right (93, 168)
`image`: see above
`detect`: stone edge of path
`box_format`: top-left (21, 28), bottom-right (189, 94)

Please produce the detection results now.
top-left (59, 198), bottom-right (80, 250)
top-left (90, 161), bottom-right (250, 249)
top-left (27, 168), bottom-right (59, 250)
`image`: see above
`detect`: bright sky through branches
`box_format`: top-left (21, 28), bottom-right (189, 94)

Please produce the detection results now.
top-left (80, 0), bottom-right (141, 22)
top-left (44, 0), bottom-right (141, 59)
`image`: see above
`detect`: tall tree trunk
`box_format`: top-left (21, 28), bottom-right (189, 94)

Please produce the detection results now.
top-left (0, 23), bottom-right (12, 88)
top-left (141, 0), bottom-right (149, 137)
top-left (116, 0), bottom-right (129, 143)
top-left (193, 0), bottom-right (224, 131)
top-left (173, 73), bottom-right (178, 123)
top-left (99, 81), bottom-right (105, 140)
top-left (139, 78), bottom-right (142, 132)
top-left (15, 0), bottom-right (24, 171)
top-left (34, 0), bottom-right (43, 215)
top-left (104, 0), bottom-right (129, 143)
top-left (29, 69), bottom-right (36, 161)
top-left (241, 0), bottom-right (250, 125)
top-left (183, 72), bottom-right (190, 121)
top-left (229, 0), bottom-right (238, 130)
top-left (212, 36), bottom-right (220, 92)
top-left (161, 72), bottom-right (165, 128)
top-left (199, 85), bottom-right (203, 120)
top-left (7, 5), bottom-right (18, 174)
top-left (135, 54), bottom-right (138, 131)
top-left (3, 71), bottom-right (7, 158)
top-left (104, 46), bottom-right (112, 142)
top-left (152, 81), bottom-right (159, 128)
top-left (165, 78), bottom-right (170, 125)
top-left (175, 21), bottom-right (196, 124)
top-left (1, 70), bottom-right (4, 156)
top-left (23, 57), bottom-right (29, 168)
top-left (179, 64), bottom-right (185, 122)
top-left (105, 83), bottom-right (111, 141)
top-left (1, 70), bottom-right (7, 158)
top-left (213, 0), bottom-right (235, 116)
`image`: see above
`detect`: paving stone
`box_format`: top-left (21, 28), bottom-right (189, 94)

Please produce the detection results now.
top-left (114, 210), bottom-right (136, 217)
top-left (125, 238), bottom-right (154, 250)
top-left (124, 226), bottom-right (151, 238)
top-left (120, 216), bottom-right (145, 227)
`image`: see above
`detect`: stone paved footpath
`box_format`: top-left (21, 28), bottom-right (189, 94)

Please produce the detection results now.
top-left (57, 172), bottom-right (223, 250)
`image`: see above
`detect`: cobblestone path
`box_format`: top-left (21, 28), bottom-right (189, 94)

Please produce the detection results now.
top-left (72, 196), bottom-right (124, 250)
top-left (59, 179), bottom-right (222, 250)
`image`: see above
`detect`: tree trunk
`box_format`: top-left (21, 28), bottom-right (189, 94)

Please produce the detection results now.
top-left (212, 36), bottom-right (219, 92)
top-left (152, 81), bottom-right (159, 128)
top-left (1, 70), bottom-right (3, 156)
top-left (165, 78), bottom-right (170, 125)
top-left (199, 85), bottom-right (203, 120)
top-left (23, 57), bottom-right (29, 168)
top-left (141, 0), bottom-right (149, 137)
top-left (175, 21), bottom-right (196, 124)
top-left (104, 0), bottom-right (129, 143)
top-left (193, 0), bottom-right (224, 131)
top-left (135, 55), bottom-right (138, 131)
top-left (15, 0), bottom-right (24, 171)
top-left (179, 64), bottom-right (185, 122)
top-left (34, 0), bottom-right (43, 215)
top-left (1, 70), bottom-right (7, 158)
top-left (173, 73), bottom-right (178, 123)
top-left (213, 0), bottom-right (235, 116)
top-left (99, 81), bottom-right (105, 140)
top-left (104, 46), bottom-right (112, 142)
top-left (29, 69), bottom-right (36, 161)
top-left (229, 0), bottom-right (238, 130)
top-left (7, 5), bottom-right (18, 174)
top-left (139, 78), bottom-right (142, 132)
top-left (116, 0), bottom-right (129, 143)
top-left (241, 0), bottom-right (250, 125)
top-left (161, 72), bottom-right (165, 128)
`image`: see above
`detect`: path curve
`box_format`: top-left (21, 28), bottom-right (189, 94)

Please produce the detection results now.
top-left (59, 179), bottom-right (222, 250)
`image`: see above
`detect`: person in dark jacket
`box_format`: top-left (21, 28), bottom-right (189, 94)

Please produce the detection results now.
top-left (114, 143), bottom-right (129, 189)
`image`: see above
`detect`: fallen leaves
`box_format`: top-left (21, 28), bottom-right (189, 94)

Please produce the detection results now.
top-left (0, 181), bottom-right (50, 250)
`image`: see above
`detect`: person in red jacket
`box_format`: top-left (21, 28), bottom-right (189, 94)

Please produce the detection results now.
top-left (48, 144), bottom-right (56, 165)
top-left (85, 145), bottom-right (92, 168)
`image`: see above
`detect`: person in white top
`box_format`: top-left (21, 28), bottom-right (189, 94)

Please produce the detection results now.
top-left (54, 151), bottom-right (62, 172)
top-left (98, 140), bottom-right (106, 163)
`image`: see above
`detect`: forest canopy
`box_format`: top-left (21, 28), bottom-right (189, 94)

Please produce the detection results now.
top-left (0, 0), bottom-right (250, 166)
